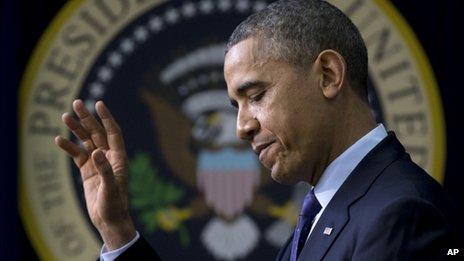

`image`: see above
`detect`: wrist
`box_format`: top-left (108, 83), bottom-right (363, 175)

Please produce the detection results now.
top-left (98, 219), bottom-right (137, 251)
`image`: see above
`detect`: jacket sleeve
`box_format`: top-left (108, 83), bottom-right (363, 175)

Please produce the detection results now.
top-left (352, 197), bottom-right (459, 261)
top-left (115, 235), bottom-right (162, 261)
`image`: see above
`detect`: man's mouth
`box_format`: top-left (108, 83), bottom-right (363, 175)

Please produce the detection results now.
top-left (253, 141), bottom-right (275, 160)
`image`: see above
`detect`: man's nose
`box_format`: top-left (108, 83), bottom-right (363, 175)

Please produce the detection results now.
top-left (236, 110), bottom-right (259, 141)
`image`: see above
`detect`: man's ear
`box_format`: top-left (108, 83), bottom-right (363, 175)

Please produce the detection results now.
top-left (315, 50), bottom-right (347, 99)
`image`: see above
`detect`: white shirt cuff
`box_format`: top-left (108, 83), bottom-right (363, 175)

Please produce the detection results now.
top-left (100, 231), bottom-right (140, 261)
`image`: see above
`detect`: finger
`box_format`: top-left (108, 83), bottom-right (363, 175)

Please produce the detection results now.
top-left (62, 112), bottom-right (95, 152)
top-left (73, 99), bottom-right (109, 150)
top-left (95, 101), bottom-right (126, 152)
top-left (55, 135), bottom-right (88, 167)
top-left (91, 149), bottom-right (115, 184)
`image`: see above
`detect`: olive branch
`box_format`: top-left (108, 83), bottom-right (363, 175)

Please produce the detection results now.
top-left (128, 153), bottom-right (190, 246)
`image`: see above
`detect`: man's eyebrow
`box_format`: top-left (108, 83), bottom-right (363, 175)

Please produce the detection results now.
top-left (237, 80), bottom-right (264, 94)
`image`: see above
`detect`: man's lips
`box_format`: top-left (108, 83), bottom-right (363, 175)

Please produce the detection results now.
top-left (252, 141), bottom-right (275, 157)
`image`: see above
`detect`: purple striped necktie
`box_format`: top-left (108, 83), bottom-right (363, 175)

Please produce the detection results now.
top-left (290, 189), bottom-right (322, 261)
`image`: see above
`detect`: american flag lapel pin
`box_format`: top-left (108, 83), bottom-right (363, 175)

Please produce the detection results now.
top-left (323, 227), bottom-right (333, 235)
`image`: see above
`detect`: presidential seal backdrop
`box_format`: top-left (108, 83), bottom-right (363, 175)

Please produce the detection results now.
top-left (19, 0), bottom-right (446, 260)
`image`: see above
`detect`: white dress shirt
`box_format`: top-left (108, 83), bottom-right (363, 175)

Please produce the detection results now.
top-left (100, 231), bottom-right (140, 261)
top-left (101, 124), bottom-right (388, 260)
top-left (308, 124), bottom-right (388, 240)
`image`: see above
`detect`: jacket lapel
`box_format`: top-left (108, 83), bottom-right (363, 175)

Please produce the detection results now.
top-left (297, 133), bottom-right (405, 260)
top-left (275, 234), bottom-right (293, 261)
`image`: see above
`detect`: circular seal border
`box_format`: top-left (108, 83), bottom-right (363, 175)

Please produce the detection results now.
top-left (18, 0), bottom-right (447, 260)
top-left (373, 0), bottom-right (446, 182)
top-left (19, 2), bottom-right (87, 260)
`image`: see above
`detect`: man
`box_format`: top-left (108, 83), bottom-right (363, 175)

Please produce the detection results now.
top-left (55, 0), bottom-right (459, 260)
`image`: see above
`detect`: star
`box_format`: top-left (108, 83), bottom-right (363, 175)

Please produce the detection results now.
top-left (97, 66), bottom-right (112, 82)
top-left (182, 2), bottom-right (196, 18)
top-left (89, 82), bottom-right (104, 97)
top-left (218, 0), bottom-right (232, 12)
top-left (236, 0), bottom-right (250, 13)
top-left (165, 8), bottom-right (180, 24)
top-left (134, 26), bottom-right (149, 42)
top-left (148, 16), bottom-right (163, 32)
top-left (198, 0), bottom-right (214, 14)
top-left (120, 38), bottom-right (135, 53)
top-left (108, 51), bottom-right (122, 67)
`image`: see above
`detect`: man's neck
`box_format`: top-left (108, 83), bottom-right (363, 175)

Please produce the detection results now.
top-left (311, 102), bottom-right (377, 186)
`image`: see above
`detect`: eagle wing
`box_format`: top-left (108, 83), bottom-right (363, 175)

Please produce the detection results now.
top-left (139, 88), bottom-right (197, 188)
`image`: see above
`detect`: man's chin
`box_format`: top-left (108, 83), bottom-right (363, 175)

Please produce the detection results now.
top-left (269, 163), bottom-right (299, 185)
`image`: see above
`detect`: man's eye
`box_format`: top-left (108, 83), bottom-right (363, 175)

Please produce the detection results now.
top-left (249, 91), bottom-right (265, 102)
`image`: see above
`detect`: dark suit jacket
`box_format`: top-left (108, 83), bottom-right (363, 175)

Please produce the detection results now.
top-left (116, 133), bottom-right (460, 260)
top-left (275, 133), bottom-right (460, 260)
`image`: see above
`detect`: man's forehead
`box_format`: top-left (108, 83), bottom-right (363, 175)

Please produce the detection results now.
top-left (224, 38), bottom-right (269, 94)
top-left (224, 38), bottom-right (268, 72)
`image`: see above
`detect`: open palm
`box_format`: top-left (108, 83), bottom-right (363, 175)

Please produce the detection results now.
top-left (55, 100), bottom-right (135, 249)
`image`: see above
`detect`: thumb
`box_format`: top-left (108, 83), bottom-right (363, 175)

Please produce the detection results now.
top-left (92, 149), bottom-right (115, 185)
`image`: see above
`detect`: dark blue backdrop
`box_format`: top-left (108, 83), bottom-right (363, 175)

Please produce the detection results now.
top-left (1, 0), bottom-right (463, 259)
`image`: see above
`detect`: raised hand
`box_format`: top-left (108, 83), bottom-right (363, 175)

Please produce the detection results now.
top-left (55, 100), bottom-right (136, 250)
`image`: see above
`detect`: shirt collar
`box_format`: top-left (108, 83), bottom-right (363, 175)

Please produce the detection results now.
top-left (313, 124), bottom-right (388, 210)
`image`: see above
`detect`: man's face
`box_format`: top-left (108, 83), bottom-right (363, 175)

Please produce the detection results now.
top-left (224, 38), bottom-right (330, 184)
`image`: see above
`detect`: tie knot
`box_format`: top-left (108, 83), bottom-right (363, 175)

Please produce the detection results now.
top-left (300, 189), bottom-right (321, 217)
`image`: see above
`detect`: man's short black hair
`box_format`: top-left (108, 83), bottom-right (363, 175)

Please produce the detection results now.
top-left (226, 0), bottom-right (368, 100)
